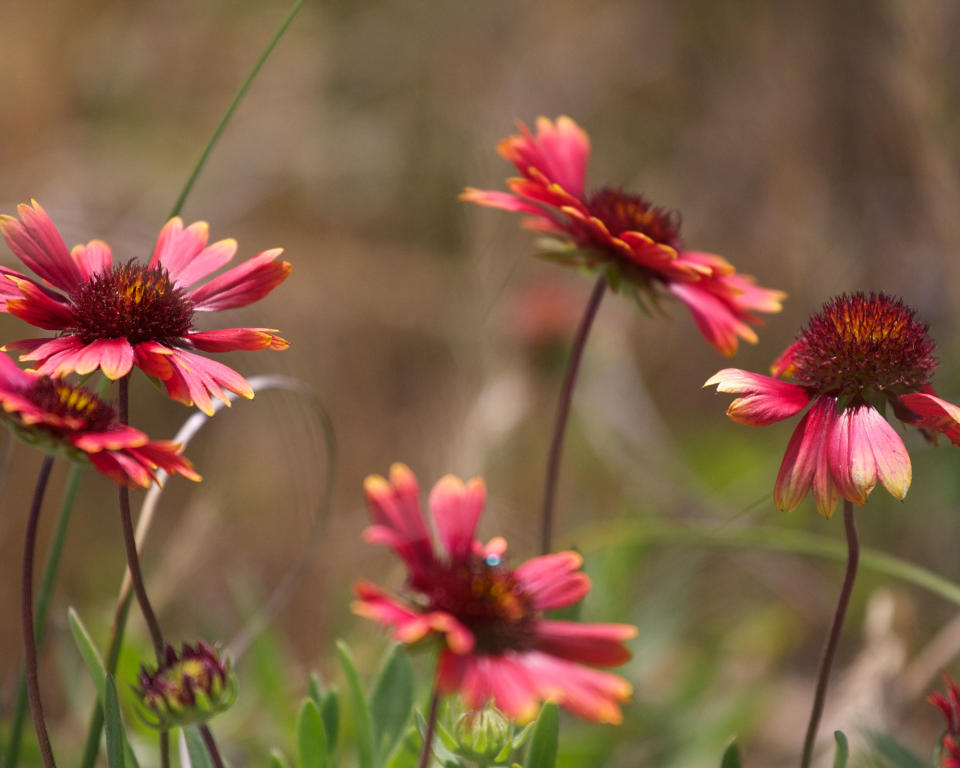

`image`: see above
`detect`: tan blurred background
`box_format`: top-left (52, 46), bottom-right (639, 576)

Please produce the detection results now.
top-left (2, 0), bottom-right (960, 765)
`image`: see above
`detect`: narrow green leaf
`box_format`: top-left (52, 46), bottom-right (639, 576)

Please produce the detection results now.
top-left (523, 703), bottom-right (558, 768)
top-left (103, 674), bottom-right (124, 768)
top-left (297, 698), bottom-right (328, 768)
top-left (370, 645), bottom-right (414, 759)
top-left (68, 607), bottom-right (107, 702)
top-left (413, 711), bottom-right (460, 768)
top-left (336, 641), bottom-right (375, 768)
top-left (866, 731), bottom-right (926, 768)
top-left (833, 731), bottom-right (849, 768)
top-left (184, 726), bottom-right (216, 768)
top-left (322, 689), bottom-right (340, 754)
top-left (308, 673), bottom-right (324, 707)
top-left (720, 741), bottom-right (743, 768)
top-left (270, 749), bottom-right (293, 768)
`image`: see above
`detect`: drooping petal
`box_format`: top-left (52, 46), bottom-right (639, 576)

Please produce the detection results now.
top-left (704, 368), bottom-right (811, 425)
top-left (185, 328), bottom-right (289, 352)
top-left (827, 406), bottom-right (874, 505)
top-left (428, 474), bottom-right (486, 559)
top-left (520, 651), bottom-right (633, 724)
top-left (147, 348), bottom-right (254, 416)
top-left (476, 655), bottom-right (541, 723)
top-left (811, 402), bottom-right (843, 518)
top-left (126, 441), bottom-right (201, 482)
top-left (774, 397), bottom-right (837, 513)
top-left (669, 281), bottom-right (758, 356)
top-left (899, 392), bottom-right (960, 446)
top-left (71, 240), bottom-right (112, 280)
top-left (533, 620), bottom-right (636, 666)
top-left (188, 249), bottom-right (291, 311)
top-left (65, 338), bottom-right (135, 379)
top-left (72, 424), bottom-right (148, 452)
top-left (0, 201), bottom-right (85, 293)
top-left (859, 405), bottom-right (911, 500)
top-left (88, 450), bottom-right (154, 488)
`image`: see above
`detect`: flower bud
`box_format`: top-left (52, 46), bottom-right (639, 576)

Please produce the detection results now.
top-left (453, 705), bottom-right (516, 763)
top-left (136, 641), bottom-right (236, 729)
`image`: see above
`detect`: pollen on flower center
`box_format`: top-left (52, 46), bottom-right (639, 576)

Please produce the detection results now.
top-left (71, 262), bottom-right (194, 345)
top-left (27, 378), bottom-right (115, 432)
top-left (422, 554), bottom-right (537, 655)
top-left (789, 292), bottom-right (937, 398)
top-left (586, 187), bottom-right (681, 248)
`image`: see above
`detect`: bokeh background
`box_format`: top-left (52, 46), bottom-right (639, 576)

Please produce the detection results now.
top-left (2, 0), bottom-right (960, 765)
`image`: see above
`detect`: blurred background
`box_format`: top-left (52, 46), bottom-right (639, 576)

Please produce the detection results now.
top-left (2, 0), bottom-right (960, 765)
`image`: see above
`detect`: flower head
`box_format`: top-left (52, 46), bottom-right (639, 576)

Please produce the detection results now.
top-left (930, 674), bottom-right (960, 768)
top-left (705, 292), bottom-right (960, 517)
top-left (0, 351), bottom-right (198, 487)
top-left (136, 641), bottom-right (236, 730)
top-left (462, 116), bottom-right (785, 355)
top-left (0, 201), bottom-right (291, 415)
top-left (353, 463), bottom-right (636, 724)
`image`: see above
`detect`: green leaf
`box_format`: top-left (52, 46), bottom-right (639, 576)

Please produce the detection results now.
top-left (370, 645), bottom-right (414, 759)
top-left (297, 698), bottom-right (328, 768)
top-left (866, 731), bottom-right (926, 768)
top-left (184, 727), bottom-right (216, 768)
top-left (720, 742), bottom-right (743, 768)
top-left (336, 641), bottom-right (375, 768)
top-left (322, 689), bottom-right (340, 754)
top-left (104, 674), bottom-right (124, 768)
top-left (523, 703), bottom-right (558, 768)
top-left (413, 711), bottom-right (461, 768)
top-left (308, 673), bottom-right (324, 707)
top-left (270, 749), bottom-right (293, 768)
top-left (833, 731), bottom-right (849, 768)
top-left (68, 607), bottom-right (107, 702)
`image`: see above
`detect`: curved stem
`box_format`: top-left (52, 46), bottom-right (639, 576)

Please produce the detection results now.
top-left (418, 683), bottom-right (441, 768)
top-left (22, 455), bottom-right (57, 768)
top-left (540, 275), bottom-right (606, 554)
top-left (800, 500), bottom-right (859, 768)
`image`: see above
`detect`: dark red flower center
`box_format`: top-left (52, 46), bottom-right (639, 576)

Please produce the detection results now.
top-left (71, 262), bottom-right (194, 345)
top-left (586, 187), bottom-right (681, 249)
top-left (788, 292), bottom-right (936, 398)
top-left (26, 378), bottom-right (115, 432)
top-left (420, 553), bottom-right (537, 655)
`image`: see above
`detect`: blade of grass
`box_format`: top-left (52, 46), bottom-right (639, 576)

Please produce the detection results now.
top-left (168, 0), bottom-right (306, 219)
top-left (577, 520), bottom-right (960, 607)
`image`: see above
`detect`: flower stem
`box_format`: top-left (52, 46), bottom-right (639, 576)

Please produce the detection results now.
top-left (200, 725), bottom-right (226, 768)
top-left (22, 455), bottom-right (57, 768)
top-left (167, 0), bottom-right (306, 219)
top-left (800, 500), bottom-right (859, 768)
top-left (5, 463), bottom-right (85, 768)
top-left (418, 683), bottom-right (441, 768)
top-left (540, 274), bottom-right (606, 554)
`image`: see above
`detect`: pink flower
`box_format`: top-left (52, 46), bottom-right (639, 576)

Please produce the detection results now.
top-left (930, 675), bottom-right (960, 768)
top-left (0, 351), bottom-right (199, 488)
top-left (0, 201), bottom-right (290, 415)
top-left (705, 292), bottom-right (960, 517)
top-left (462, 116), bottom-right (785, 355)
top-left (352, 463), bottom-right (636, 724)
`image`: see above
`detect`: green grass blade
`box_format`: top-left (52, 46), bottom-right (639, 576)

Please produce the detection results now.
top-left (336, 641), bottom-right (375, 768)
top-left (370, 645), bottom-right (414, 759)
top-left (168, 0), bottom-right (306, 219)
top-left (297, 698), bottom-right (328, 768)
top-left (833, 731), bottom-right (849, 768)
top-left (720, 742), bottom-right (742, 768)
top-left (104, 674), bottom-right (125, 768)
top-left (579, 520), bottom-right (960, 607)
top-left (523, 703), bottom-right (558, 768)
top-left (68, 607), bottom-right (108, 702)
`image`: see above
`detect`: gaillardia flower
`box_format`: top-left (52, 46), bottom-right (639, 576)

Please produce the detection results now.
top-left (0, 201), bottom-right (290, 415)
top-left (353, 463), bottom-right (636, 724)
top-left (462, 116), bottom-right (785, 355)
top-left (705, 292), bottom-right (960, 517)
top-left (136, 641), bottom-right (236, 730)
top-left (0, 351), bottom-right (198, 487)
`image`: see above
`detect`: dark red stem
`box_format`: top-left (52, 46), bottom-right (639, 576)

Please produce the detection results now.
top-left (22, 455), bottom-right (57, 768)
top-left (800, 499), bottom-right (859, 768)
top-left (540, 274), bottom-right (607, 554)
top-left (417, 683), bottom-right (441, 768)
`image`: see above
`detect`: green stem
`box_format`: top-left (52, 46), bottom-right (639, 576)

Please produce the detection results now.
top-left (167, 0), bottom-right (307, 219)
top-left (3, 463), bottom-right (85, 768)
top-left (577, 519), bottom-right (960, 607)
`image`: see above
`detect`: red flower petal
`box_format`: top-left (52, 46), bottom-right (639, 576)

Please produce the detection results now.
top-left (188, 249), bottom-right (291, 312)
top-left (0, 201), bottom-right (84, 293)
